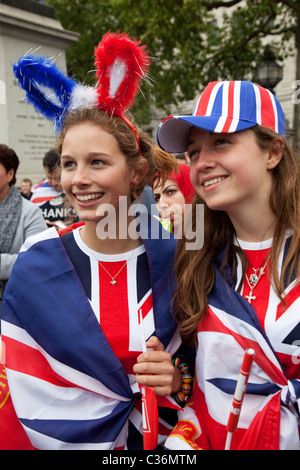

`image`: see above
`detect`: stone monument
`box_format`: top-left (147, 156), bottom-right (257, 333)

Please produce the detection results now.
top-left (0, 0), bottom-right (79, 184)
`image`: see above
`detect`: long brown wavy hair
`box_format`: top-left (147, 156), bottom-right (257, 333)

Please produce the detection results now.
top-left (174, 125), bottom-right (300, 345)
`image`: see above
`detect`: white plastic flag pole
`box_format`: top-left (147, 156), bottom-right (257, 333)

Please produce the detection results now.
top-left (139, 308), bottom-right (146, 353)
top-left (138, 308), bottom-right (158, 450)
top-left (225, 348), bottom-right (255, 450)
top-left (138, 308), bottom-right (147, 442)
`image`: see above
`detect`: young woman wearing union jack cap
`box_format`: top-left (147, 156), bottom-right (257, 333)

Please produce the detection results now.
top-left (158, 80), bottom-right (300, 450)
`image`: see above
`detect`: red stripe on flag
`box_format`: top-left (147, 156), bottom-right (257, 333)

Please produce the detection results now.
top-left (139, 292), bottom-right (153, 320)
top-left (222, 82), bottom-right (235, 133)
top-left (194, 81), bottom-right (218, 116)
top-left (32, 181), bottom-right (45, 190)
top-left (0, 364), bottom-right (34, 450)
top-left (2, 336), bottom-right (76, 388)
top-left (276, 283), bottom-right (300, 321)
top-left (31, 196), bottom-right (56, 204)
top-left (259, 87), bottom-right (275, 131)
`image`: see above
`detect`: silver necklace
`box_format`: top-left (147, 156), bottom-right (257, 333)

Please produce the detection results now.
top-left (244, 253), bottom-right (271, 303)
top-left (86, 239), bottom-right (141, 286)
top-left (235, 237), bottom-right (272, 304)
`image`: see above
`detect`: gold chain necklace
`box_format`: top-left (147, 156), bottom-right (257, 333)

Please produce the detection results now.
top-left (235, 237), bottom-right (272, 304)
top-left (86, 240), bottom-right (141, 286)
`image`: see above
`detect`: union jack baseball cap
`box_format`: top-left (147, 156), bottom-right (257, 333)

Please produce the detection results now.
top-left (157, 80), bottom-right (285, 153)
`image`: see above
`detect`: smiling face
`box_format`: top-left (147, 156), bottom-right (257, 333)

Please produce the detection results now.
top-left (60, 122), bottom-right (136, 223)
top-left (187, 127), bottom-right (279, 225)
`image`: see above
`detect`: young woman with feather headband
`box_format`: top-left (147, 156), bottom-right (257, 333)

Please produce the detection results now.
top-left (1, 32), bottom-right (192, 450)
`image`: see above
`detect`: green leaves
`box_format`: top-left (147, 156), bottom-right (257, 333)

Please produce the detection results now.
top-left (45, 0), bottom-right (298, 123)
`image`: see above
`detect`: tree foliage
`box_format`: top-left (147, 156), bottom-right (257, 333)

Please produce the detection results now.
top-left (44, 0), bottom-right (299, 123)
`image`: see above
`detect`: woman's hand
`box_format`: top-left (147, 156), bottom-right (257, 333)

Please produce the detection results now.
top-left (133, 336), bottom-right (182, 396)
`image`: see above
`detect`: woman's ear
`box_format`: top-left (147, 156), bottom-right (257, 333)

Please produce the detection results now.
top-left (7, 168), bottom-right (15, 184)
top-left (267, 138), bottom-right (284, 170)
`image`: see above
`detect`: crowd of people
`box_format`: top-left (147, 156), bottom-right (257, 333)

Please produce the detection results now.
top-left (0, 32), bottom-right (299, 451)
top-left (0, 145), bottom-right (73, 315)
top-left (0, 145), bottom-right (47, 318)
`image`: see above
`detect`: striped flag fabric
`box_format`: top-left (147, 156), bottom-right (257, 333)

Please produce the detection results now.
top-left (191, 80), bottom-right (284, 135)
top-left (165, 233), bottom-right (300, 450)
top-left (30, 180), bottom-right (62, 206)
top-left (157, 80), bottom-right (285, 153)
top-left (1, 215), bottom-right (181, 450)
top-left (0, 344), bottom-right (34, 450)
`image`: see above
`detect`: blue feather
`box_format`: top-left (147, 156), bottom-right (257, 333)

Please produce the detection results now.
top-left (12, 54), bottom-right (76, 131)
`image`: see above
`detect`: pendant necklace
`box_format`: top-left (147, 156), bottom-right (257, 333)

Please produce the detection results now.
top-left (87, 239), bottom-right (141, 286)
top-left (235, 237), bottom-right (272, 304)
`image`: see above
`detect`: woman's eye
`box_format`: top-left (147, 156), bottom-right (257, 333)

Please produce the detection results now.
top-left (62, 161), bottom-right (75, 169)
top-left (188, 150), bottom-right (199, 161)
top-left (92, 159), bottom-right (103, 167)
top-left (215, 139), bottom-right (229, 146)
top-left (167, 189), bottom-right (176, 196)
top-left (153, 194), bottom-right (160, 203)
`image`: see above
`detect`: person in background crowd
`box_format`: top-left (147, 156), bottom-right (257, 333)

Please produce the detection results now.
top-left (20, 178), bottom-right (32, 199)
top-left (0, 144), bottom-right (47, 315)
top-left (0, 143), bottom-right (46, 450)
top-left (157, 80), bottom-right (300, 450)
top-left (152, 164), bottom-right (195, 236)
top-left (174, 153), bottom-right (190, 166)
top-left (31, 149), bottom-right (67, 228)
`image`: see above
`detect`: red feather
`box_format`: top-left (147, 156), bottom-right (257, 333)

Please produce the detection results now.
top-left (94, 32), bottom-right (150, 115)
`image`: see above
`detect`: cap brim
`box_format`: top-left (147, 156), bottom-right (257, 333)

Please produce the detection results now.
top-left (157, 115), bottom-right (255, 153)
top-left (157, 117), bottom-right (192, 153)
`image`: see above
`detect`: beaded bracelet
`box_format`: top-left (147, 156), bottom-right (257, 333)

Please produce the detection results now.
top-left (172, 356), bottom-right (193, 404)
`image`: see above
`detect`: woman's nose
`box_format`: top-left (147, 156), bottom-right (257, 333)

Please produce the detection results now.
top-left (72, 166), bottom-right (91, 186)
top-left (158, 195), bottom-right (169, 211)
top-left (194, 148), bottom-right (216, 172)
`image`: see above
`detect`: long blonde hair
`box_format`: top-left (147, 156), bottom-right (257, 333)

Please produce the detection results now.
top-left (174, 126), bottom-right (300, 345)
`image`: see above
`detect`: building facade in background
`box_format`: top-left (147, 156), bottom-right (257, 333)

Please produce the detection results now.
top-left (0, 0), bottom-right (78, 185)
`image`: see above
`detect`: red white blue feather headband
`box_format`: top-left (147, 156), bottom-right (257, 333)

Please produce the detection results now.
top-left (13, 32), bottom-right (150, 156)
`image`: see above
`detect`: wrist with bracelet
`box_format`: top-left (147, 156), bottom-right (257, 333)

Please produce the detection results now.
top-left (172, 356), bottom-right (193, 404)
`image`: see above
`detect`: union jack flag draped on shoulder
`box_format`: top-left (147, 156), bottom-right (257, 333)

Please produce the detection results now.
top-left (1, 214), bottom-right (181, 450)
top-left (165, 232), bottom-right (300, 450)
